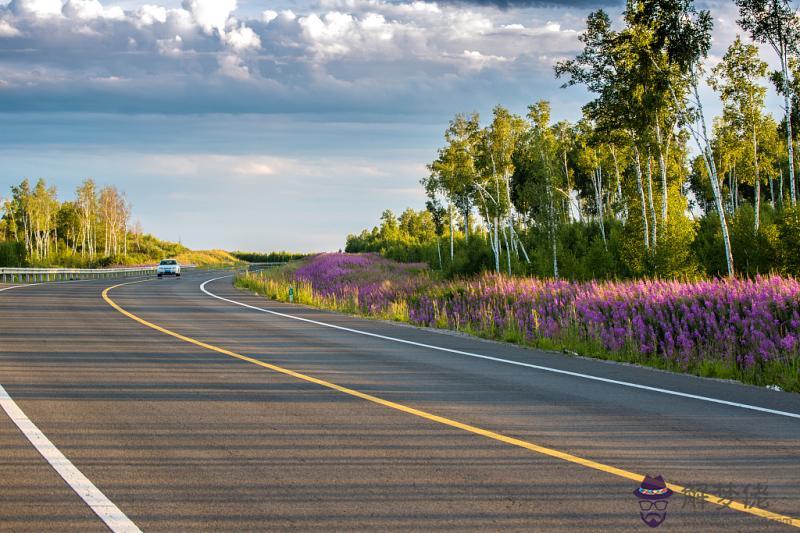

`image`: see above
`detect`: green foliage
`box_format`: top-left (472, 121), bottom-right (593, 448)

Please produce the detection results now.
top-left (346, 208), bottom-right (439, 262)
top-left (728, 204), bottom-right (778, 275)
top-left (0, 241), bottom-right (25, 267)
top-left (231, 251), bottom-right (309, 263)
top-left (692, 203), bottom-right (800, 277)
top-left (348, 193), bottom-right (800, 280)
top-left (446, 236), bottom-right (495, 277)
top-left (777, 206), bottom-right (800, 272)
top-left (691, 214), bottom-right (728, 277)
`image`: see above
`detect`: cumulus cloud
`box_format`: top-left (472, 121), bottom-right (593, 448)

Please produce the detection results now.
top-left (217, 53), bottom-right (250, 79)
top-left (135, 4), bottom-right (167, 26)
top-left (9, 0), bottom-right (63, 18)
top-left (181, 0), bottom-right (236, 34)
top-left (62, 0), bottom-right (125, 20)
top-left (262, 10), bottom-right (277, 24)
top-left (0, 0), bottom-right (593, 114)
top-left (224, 23), bottom-right (260, 51)
top-left (462, 49), bottom-right (511, 70)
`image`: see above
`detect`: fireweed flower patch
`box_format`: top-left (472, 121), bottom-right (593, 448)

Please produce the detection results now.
top-left (236, 253), bottom-right (800, 391)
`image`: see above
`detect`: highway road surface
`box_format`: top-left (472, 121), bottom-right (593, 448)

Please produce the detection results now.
top-left (1, 269), bottom-right (799, 531)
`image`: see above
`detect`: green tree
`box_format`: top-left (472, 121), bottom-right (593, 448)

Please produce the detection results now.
top-left (555, 7), bottom-right (659, 253)
top-left (710, 36), bottom-right (770, 231)
top-left (512, 101), bottom-right (564, 278)
top-left (474, 106), bottom-right (527, 273)
top-left (736, 0), bottom-right (800, 206)
top-left (423, 113), bottom-right (481, 262)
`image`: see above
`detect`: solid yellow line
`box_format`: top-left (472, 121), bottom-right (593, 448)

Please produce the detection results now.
top-left (103, 280), bottom-right (799, 529)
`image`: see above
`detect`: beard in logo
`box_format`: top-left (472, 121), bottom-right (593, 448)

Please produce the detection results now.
top-left (640, 509), bottom-right (668, 528)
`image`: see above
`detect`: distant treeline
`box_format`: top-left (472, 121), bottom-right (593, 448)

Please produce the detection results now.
top-left (231, 251), bottom-right (310, 263)
top-left (0, 178), bottom-right (240, 268)
top-left (346, 205), bottom-right (800, 280)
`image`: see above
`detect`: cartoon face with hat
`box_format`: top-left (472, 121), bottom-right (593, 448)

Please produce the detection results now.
top-left (634, 474), bottom-right (673, 528)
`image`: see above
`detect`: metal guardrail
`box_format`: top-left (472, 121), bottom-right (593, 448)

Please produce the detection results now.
top-left (1, 266), bottom-right (158, 283)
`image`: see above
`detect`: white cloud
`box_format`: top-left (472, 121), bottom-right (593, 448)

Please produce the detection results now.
top-left (0, 20), bottom-right (22, 37)
top-left (231, 161), bottom-right (275, 176)
top-left (262, 10), bottom-right (277, 24)
top-left (182, 0), bottom-right (236, 34)
top-left (217, 53), bottom-right (250, 79)
top-left (156, 34), bottom-right (182, 56)
top-left (462, 49), bottom-right (511, 71)
top-left (62, 0), bottom-right (102, 19)
top-left (0, 0), bottom-right (592, 114)
top-left (61, 0), bottom-right (125, 20)
top-left (224, 23), bottom-right (260, 51)
top-left (135, 4), bottom-right (167, 26)
top-left (9, 0), bottom-right (64, 18)
top-left (299, 12), bottom-right (355, 57)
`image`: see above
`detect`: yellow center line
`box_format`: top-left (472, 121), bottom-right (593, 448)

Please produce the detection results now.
top-left (103, 279), bottom-right (799, 529)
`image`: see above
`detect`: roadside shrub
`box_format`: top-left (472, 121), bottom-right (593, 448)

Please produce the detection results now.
top-left (0, 241), bottom-right (25, 267)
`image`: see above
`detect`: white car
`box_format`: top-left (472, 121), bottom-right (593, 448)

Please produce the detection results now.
top-left (157, 259), bottom-right (181, 278)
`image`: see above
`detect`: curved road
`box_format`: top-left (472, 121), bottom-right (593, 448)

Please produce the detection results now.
top-left (1, 270), bottom-right (799, 531)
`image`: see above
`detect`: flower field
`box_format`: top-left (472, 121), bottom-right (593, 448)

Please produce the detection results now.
top-left (236, 253), bottom-right (800, 391)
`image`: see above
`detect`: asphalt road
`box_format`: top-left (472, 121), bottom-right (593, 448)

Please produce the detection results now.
top-left (1, 269), bottom-right (799, 531)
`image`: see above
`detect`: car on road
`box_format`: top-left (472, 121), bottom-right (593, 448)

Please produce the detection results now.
top-left (157, 259), bottom-right (181, 278)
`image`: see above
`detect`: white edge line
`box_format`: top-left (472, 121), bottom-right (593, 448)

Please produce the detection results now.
top-left (200, 275), bottom-right (800, 421)
top-left (0, 384), bottom-right (141, 533)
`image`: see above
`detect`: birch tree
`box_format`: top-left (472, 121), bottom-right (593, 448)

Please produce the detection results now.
top-left (556, 9), bottom-right (653, 252)
top-left (736, 0), bottom-right (800, 206)
top-left (76, 179), bottom-right (97, 258)
top-left (710, 36), bottom-right (770, 230)
top-left (511, 101), bottom-right (563, 278)
top-left (652, 0), bottom-right (735, 275)
top-left (476, 106), bottom-right (527, 274)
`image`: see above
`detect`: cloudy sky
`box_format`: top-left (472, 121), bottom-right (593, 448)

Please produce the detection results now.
top-left (0, 0), bottom-right (782, 251)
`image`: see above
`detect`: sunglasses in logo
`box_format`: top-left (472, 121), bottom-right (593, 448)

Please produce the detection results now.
top-left (639, 500), bottom-right (669, 511)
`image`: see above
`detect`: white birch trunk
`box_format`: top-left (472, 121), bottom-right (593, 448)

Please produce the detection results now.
top-left (448, 203), bottom-right (454, 260)
top-left (781, 50), bottom-right (796, 206)
top-left (593, 166), bottom-right (607, 250)
top-left (646, 150), bottom-right (658, 246)
top-left (769, 175), bottom-right (775, 207)
top-left (693, 80), bottom-right (734, 275)
top-left (502, 224), bottom-right (511, 275)
top-left (493, 219), bottom-right (500, 273)
top-left (753, 123), bottom-right (760, 232)
top-left (633, 145), bottom-right (650, 251)
top-left (655, 119), bottom-right (668, 223)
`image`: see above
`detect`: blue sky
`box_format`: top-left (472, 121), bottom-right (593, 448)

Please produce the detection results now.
top-left (0, 0), bottom-right (784, 251)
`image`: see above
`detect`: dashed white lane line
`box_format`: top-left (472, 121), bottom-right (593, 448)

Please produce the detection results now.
top-left (201, 275), bottom-right (800, 421)
top-left (0, 384), bottom-right (141, 533)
